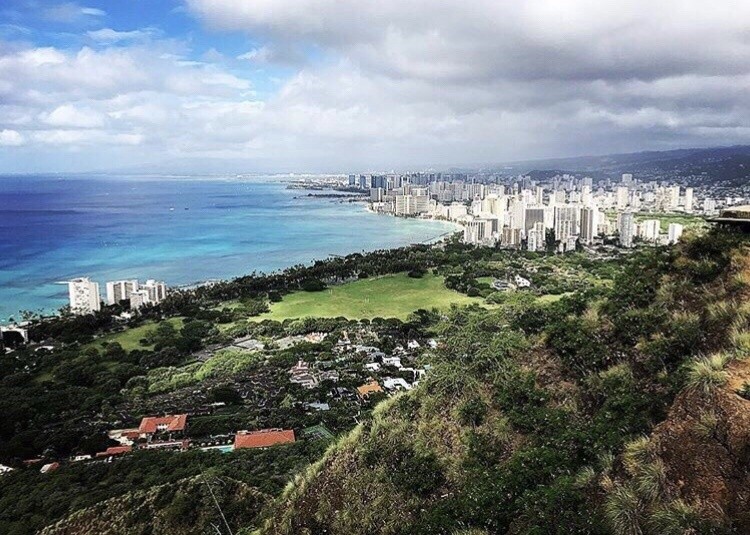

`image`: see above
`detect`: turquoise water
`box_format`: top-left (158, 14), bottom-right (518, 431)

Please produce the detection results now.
top-left (0, 175), bottom-right (456, 321)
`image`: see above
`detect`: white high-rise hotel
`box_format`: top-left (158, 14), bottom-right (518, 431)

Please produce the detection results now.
top-left (68, 278), bottom-right (167, 314)
top-left (67, 278), bottom-right (101, 315)
top-left (106, 279), bottom-right (167, 309)
top-left (106, 280), bottom-right (139, 305)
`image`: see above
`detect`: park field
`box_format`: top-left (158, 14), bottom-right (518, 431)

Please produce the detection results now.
top-left (254, 273), bottom-right (483, 321)
top-left (87, 317), bottom-right (184, 352)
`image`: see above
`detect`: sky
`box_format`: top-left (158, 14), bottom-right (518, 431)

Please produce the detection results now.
top-left (1, 0), bottom-right (750, 173)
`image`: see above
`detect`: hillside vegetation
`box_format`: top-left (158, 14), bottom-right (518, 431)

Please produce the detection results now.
top-left (40, 475), bottom-right (267, 535)
top-left (257, 228), bottom-right (750, 534)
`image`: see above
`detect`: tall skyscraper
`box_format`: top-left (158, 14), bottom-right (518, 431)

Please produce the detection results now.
top-left (580, 207), bottom-right (598, 245)
top-left (67, 277), bottom-right (101, 315)
top-left (669, 185), bottom-right (681, 210)
top-left (554, 206), bottom-right (580, 244)
top-left (684, 187), bottom-right (694, 212)
top-left (616, 186), bottom-right (629, 210)
top-left (618, 212), bottom-right (635, 248)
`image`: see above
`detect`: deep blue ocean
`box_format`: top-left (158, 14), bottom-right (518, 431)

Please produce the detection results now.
top-left (0, 175), bottom-right (456, 321)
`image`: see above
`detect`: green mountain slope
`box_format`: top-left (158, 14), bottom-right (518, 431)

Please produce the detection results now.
top-left (257, 229), bottom-right (750, 534)
top-left (40, 475), bottom-right (268, 535)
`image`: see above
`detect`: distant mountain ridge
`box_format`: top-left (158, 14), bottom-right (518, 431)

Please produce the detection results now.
top-left (500, 145), bottom-right (750, 185)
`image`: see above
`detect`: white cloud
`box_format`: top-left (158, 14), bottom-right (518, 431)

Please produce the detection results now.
top-left (42, 104), bottom-right (106, 128)
top-left (0, 129), bottom-right (24, 146)
top-left (4, 1), bottom-right (750, 171)
top-left (44, 3), bottom-right (106, 23)
top-left (87, 28), bottom-right (159, 43)
top-left (237, 46), bottom-right (271, 64)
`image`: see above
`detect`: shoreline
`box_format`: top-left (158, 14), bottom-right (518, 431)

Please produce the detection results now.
top-left (1, 183), bottom-right (461, 324)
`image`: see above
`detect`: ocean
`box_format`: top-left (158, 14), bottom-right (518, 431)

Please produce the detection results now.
top-left (0, 175), bottom-right (457, 321)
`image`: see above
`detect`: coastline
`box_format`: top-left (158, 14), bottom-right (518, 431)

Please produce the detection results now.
top-left (0, 177), bottom-right (460, 322)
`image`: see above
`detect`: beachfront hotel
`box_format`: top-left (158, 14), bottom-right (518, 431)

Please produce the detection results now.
top-left (67, 277), bottom-right (101, 315)
top-left (68, 278), bottom-right (168, 314)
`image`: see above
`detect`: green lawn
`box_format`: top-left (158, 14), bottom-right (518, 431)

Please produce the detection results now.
top-left (254, 273), bottom-right (483, 321)
top-left (88, 317), bottom-right (184, 352)
top-left (633, 212), bottom-right (707, 232)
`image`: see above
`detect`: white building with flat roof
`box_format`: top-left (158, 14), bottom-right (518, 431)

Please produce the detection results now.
top-left (618, 212), bottom-right (635, 248)
top-left (668, 223), bottom-right (684, 244)
top-left (106, 280), bottom-right (139, 305)
top-left (67, 277), bottom-right (101, 315)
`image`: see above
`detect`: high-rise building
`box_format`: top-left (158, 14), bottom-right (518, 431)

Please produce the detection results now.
top-left (668, 223), bottom-right (684, 244)
top-left (67, 277), bottom-right (101, 315)
top-left (618, 212), bottom-right (635, 248)
top-left (580, 207), bottom-right (598, 245)
top-left (616, 186), bottom-right (629, 210)
top-left (703, 198), bottom-right (717, 215)
top-left (527, 221), bottom-right (546, 252)
top-left (554, 206), bottom-right (580, 244)
top-left (142, 280), bottom-right (168, 304)
top-left (669, 185), bottom-right (681, 210)
top-left (129, 289), bottom-right (149, 310)
top-left (524, 207), bottom-right (545, 231)
top-left (394, 194), bottom-right (429, 215)
top-left (621, 173), bottom-right (633, 184)
top-left (684, 187), bottom-right (694, 212)
top-left (501, 227), bottom-right (522, 248)
top-left (639, 219), bottom-right (660, 242)
top-left (106, 280), bottom-right (139, 305)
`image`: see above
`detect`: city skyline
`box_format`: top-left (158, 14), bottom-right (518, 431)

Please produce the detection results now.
top-left (2, 1), bottom-right (750, 173)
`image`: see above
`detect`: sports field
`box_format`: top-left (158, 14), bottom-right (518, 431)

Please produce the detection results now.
top-left (255, 273), bottom-right (482, 321)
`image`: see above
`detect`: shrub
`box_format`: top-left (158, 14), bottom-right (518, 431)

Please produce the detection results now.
top-left (605, 484), bottom-right (644, 535)
top-left (686, 353), bottom-right (729, 394)
top-left (648, 499), bottom-right (709, 535)
top-left (300, 279), bottom-right (326, 292)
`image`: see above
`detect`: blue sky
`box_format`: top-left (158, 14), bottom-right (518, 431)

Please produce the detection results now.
top-left (1, 0), bottom-right (749, 173)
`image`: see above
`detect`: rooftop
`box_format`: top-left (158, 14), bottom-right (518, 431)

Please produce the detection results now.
top-left (234, 429), bottom-right (296, 449)
top-left (138, 414), bottom-right (188, 434)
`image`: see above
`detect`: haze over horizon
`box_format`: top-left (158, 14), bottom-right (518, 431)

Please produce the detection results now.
top-left (2, 0), bottom-right (750, 173)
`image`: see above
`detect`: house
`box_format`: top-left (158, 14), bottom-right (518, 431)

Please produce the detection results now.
top-left (331, 386), bottom-right (356, 401)
top-left (357, 380), bottom-right (384, 399)
top-left (0, 464), bottom-right (13, 475)
top-left (40, 462), bottom-right (60, 474)
top-left (514, 275), bottom-right (532, 288)
top-left (364, 362), bottom-right (381, 372)
top-left (234, 429), bottom-right (296, 449)
top-left (96, 446), bottom-right (132, 458)
top-left (407, 340), bottom-right (421, 350)
top-left (319, 370), bottom-right (340, 382)
top-left (71, 454), bottom-right (92, 462)
top-left (138, 414), bottom-right (188, 440)
top-left (108, 428), bottom-right (141, 446)
top-left (382, 356), bottom-right (403, 368)
top-left (304, 332), bottom-right (327, 343)
top-left (383, 377), bottom-right (412, 391)
top-left (289, 360), bottom-right (319, 389)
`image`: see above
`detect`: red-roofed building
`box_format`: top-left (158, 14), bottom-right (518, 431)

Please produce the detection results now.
top-left (138, 414), bottom-right (188, 440)
top-left (96, 446), bottom-right (132, 458)
top-left (234, 429), bottom-right (295, 449)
